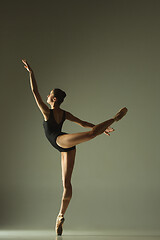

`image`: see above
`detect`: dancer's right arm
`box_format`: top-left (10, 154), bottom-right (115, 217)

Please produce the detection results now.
top-left (22, 60), bottom-right (50, 119)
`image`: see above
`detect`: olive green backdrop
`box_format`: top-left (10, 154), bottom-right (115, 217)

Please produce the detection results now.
top-left (1, 0), bottom-right (160, 235)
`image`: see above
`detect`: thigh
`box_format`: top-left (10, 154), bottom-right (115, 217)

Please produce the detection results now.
top-left (57, 131), bottom-right (93, 149)
top-left (61, 149), bottom-right (76, 184)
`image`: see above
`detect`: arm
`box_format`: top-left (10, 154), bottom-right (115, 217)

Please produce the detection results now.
top-left (65, 111), bottom-right (95, 129)
top-left (65, 111), bottom-right (115, 136)
top-left (22, 60), bottom-right (49, 118)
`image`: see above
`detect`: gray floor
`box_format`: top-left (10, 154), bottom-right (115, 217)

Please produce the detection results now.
top-left (0, 231), bottom-right (160, 240)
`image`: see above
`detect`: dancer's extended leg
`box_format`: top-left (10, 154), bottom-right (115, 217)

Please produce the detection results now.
top-left (56, 107), bottom-right (128, 149)
top-left (57, 118), bottom-right (114, 149)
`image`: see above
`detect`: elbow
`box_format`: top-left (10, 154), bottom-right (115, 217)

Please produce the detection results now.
top-left (81, 121), bottom-right (88, 128)
top-left (82, 121), bottom-right (95, 129)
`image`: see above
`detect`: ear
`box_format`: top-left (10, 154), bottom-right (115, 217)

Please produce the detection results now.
top-left (53, 97), bottom-right (57, 102)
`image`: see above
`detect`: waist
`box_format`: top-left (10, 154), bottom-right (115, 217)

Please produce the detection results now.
top-left (43, 121), bottom-right (62, 134)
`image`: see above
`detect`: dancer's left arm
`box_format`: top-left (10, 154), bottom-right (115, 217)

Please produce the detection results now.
top-left (65, 111), bottom-right (95, 128)
top-left (65, 111), bottom-right (114, 136)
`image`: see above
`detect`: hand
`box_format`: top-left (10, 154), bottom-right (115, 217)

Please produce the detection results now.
top-left (104, 127), bottom-right (115, 136)
top-left (22, 59), bottom-right (33, 73)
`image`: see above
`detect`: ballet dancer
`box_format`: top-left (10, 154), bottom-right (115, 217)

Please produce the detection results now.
top-left (22, 59), bottom-right (128, 236)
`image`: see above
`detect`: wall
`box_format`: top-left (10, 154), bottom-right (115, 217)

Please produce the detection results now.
top-left (1, 0), bottom-right (160, 234)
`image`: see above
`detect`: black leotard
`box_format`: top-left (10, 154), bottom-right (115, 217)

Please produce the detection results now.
top-left (43, 109), bottom-right (76, 152)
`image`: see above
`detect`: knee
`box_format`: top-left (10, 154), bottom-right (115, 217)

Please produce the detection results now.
top-left (63, 181), bottom-right (72, 199)
top-left (63, 179), bottom-right (72, 191)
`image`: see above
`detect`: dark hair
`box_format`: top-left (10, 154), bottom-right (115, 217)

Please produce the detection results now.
top-left (53, 88), bottom-right (66, 105)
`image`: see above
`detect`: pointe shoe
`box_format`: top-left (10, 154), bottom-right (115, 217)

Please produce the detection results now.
top-left (55, 214), bottom-right (65, 236)
top-left (114, 107), bottom-right (128, 121)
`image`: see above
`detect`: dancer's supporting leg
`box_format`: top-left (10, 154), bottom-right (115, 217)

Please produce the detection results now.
top-left (59, 149), bottom-right (76, 216)
top-left (55, 149), bottom-right (76, 236)
top-left (56, 107), bottom-right (128, 149)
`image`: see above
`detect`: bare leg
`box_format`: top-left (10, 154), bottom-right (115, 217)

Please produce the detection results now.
top-left (57, 118), bottom-right (114, 149)
top-left (56, 107), bottom-right (127, 149)
top-left (58, 149), bottom-right (76, 215)
top-left (55, 149), bottom-right (76, 235)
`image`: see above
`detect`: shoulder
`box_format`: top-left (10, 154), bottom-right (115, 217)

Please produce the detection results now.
top-left (62, 110), bottom-right (84, 126)
top-left (60, 110), bottom-right (73, 120)
top-left (64, 110), bottom-right (72, 120)
top-left (64, 111), bottom-right (82, 122)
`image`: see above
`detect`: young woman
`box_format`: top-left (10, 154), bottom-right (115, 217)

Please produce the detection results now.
top-left (22, 59), bottom-right (128, 236)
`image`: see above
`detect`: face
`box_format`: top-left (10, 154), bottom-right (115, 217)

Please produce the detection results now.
top-left (47, 90), bottom-right (55, 105)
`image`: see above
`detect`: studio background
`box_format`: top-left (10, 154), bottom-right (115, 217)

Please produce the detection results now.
top-left (1, 0), bottom-right (160, 235)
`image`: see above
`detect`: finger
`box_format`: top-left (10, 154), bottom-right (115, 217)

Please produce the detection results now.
top-left (24, 66), bottom-right (29, 71)
top-left (22, 59), bottom-right (27, 64)
top-left (23, 61), bottom-right (28, 67)
top-left (23, 60), bottom-right (29, 68)
top-left (27, 63), bottom-right (31, 69)
top-left (110, 129), bottom-right (114, 132)
top-left (109, 128), bottom-right (115, 132)
top-left (106, 130), bottom-right (110, 134)
top-left (105, 132), bottom-right (110, 136)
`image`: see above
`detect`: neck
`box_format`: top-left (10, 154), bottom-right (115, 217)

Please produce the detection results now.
top-left (51, 102), bottom-right (60, 110)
